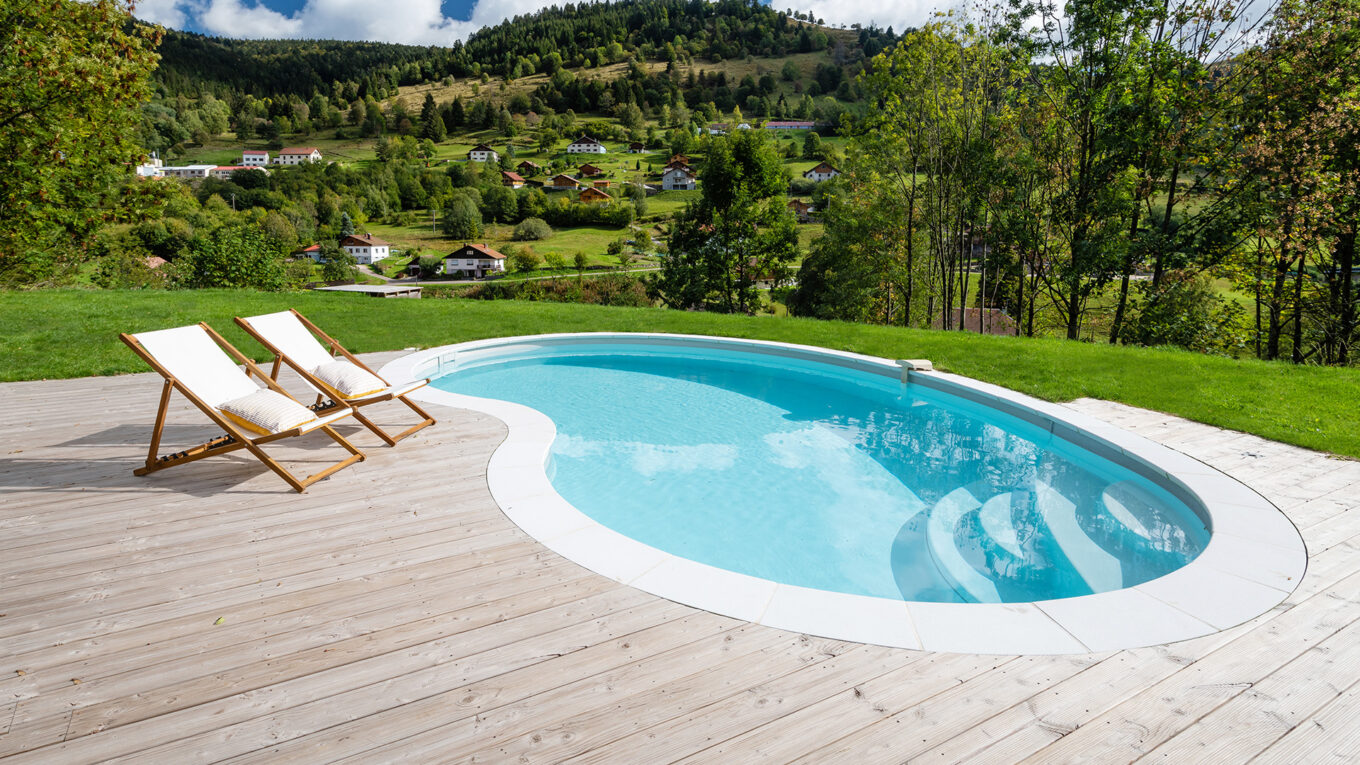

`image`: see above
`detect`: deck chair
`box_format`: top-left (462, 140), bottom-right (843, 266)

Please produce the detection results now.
top-left (234, 310), bottom-right (435, 447)
top-left (120, 323), bottom-right (366, 493)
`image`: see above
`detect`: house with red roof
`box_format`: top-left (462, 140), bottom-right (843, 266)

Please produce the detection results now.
top-left (445, 243), bottom-right (506, 278)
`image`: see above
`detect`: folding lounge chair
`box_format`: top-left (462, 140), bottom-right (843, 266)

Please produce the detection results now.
top-left (120, 323), bottom-right (366, 493)
top-left (234, 310), bottom-right (435, 447)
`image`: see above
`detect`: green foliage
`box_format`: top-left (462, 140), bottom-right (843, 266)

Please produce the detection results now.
top-left (0, 0), bottom-right (160, 287)
top-left (513, 217), bottom-right (554, 241)
top-left (1120, 272), bottom-right (1248, 354)
top-left (171, 225), bottom-right (289, 291)
top-left (506, 247), bottom-right (541, 273)
top-left (440, 195), bottom-right (482, 239)
top-left (320, 243), bottom-right (356, 282)
top-left (660, 131), bottom-right (798, 312)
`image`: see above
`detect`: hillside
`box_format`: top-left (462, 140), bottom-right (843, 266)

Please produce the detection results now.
top-left (150, 0), bottom-right (887, 101)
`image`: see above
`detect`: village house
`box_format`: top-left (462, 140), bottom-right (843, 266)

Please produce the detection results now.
top-left (292, 244), bottom-right (324, 262)
top-left (241, 150), bottom-right (270, 166)
top-left (274, 147), bottom-right (322, 165)
top-left (763, 121), bottom-right (820, 130)
top-left (445, 243), bottom-right (506, 278)
top-left (579, 187), bottom-right (612, 203)
top-left (134, 157), bottom-right (163, 178)
top-left (788, 199), bottom-right (817, 222)
top-left (161, 164), bottom-right (216, 179)
top-left (663, 159), bottom-right (693, 174)
top-left (339, 234), bottom-right (391, 265)
top-left (592, 179), bottom-right (612, 189)
top-left (501, 171), bottom-right (525, 189)
top-left (662, 166), bottom-right (697, 191)
top-left (628, 141), bottom-right (646, 153)
top-left (567, 135), bottom-right (606, 154)
top-left (577, 163), bottom-right (604, 178)
top-left (544, 174), bottom-right (581, 191)
top-left (516, 160), bottom-right (542, 176)
top-left (668, 153), bottom-right (691, 166)
top-left (210, 165), bottom-right (269, 180)
top-left (467, 144), bottom-right (498, 162)
top-left (803, 161), bottom-right (840, 182)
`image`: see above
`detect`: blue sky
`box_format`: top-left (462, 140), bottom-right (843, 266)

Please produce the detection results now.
top-left (133, 0), bottom-right (936, 45)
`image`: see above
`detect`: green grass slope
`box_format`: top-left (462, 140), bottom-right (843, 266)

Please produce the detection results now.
top-left (3, 289), bottom-right (1355, 458)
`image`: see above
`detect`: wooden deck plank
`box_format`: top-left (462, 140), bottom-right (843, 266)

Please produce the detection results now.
top-left (1, 364), bottom-right (1356, 763)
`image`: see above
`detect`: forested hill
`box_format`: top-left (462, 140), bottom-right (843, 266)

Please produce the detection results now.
top-left (149, 0), bottom-right (896, 100)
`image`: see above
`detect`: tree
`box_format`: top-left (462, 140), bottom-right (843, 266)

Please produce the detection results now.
top-left (173, 225), bottom-right (289, 291)
top-left (1, 0), bottom-right (160, 286)
top-left (658, 131), bottom-right (798, 312)
top-left (320, 243), bottom-right (356, 282)
top-left (573, 251), bottom-right (588, 275)
top-left (440, 195), bottom-right (482, 238)
top-left (513, 217), bottom-right (553, 240)
top-left (507, 247), bottom-right (540, 273)
top-left (419, 93), bottom-right (446, 141)
top-left (339, 212), bottom-right (356, 237)
top-left (801, 131), bottom-right (822, 160)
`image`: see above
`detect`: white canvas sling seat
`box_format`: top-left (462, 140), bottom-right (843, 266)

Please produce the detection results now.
top-left (119, 322), bottom-right (366, 493)
top-left (234, 309), bottom-right (435, 447)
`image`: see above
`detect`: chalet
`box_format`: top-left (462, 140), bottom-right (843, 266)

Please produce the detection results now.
top-left (445, 243), bottom-right (506, 278)
top-left (467, 144), bottom-right (498, 162)
top-left (274, 147), bottom-right (322, 165)
top-left (567, 135), bottom-right (606, 154)
top-left (241, 150), bottom-right (270, 166)
top-left (628, 142), bottom-right (646, 153)
top-left (663, 159), bottom-right (693, 174)
top-left (339, 234), bottom-right (391, 265)
top-left (292, 244), bottom-right (324, 263)
top-left (516, 160), bottom-right (542, 176)
top-left (544, 174), bottom-right (581, 191)
top-left (764, 121), bottom-right (820, 130)
top-left (577, 163), bottom-right (604, 178)
top-left (592, 179), bottom-right (612, 189)
top-left (803, 162), bottom-right (840, 182)
top-left (661, 166), bottom-right (696, 191)
top-left (161, 164), bottom-right (215, 179)
top-left (668, 154), bottom-right (691, 166)
top-left (788, 199), bottom-right (817, 222)
top-left (579, 187), bottom-right (612, 203)
top-left (501, 170), bottom-right (525, 188)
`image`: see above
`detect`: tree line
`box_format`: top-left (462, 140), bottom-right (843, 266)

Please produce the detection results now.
top-left (789, 0), bottom-right (1360, 365)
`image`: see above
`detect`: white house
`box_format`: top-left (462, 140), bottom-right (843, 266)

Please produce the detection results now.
top-left (241, 150), bottom-right (270, 166)
top-left (293, 244), bottom-right (324, 262)
top-left (339, 234), bottom-right (391, 265)
top-left (661, 167), bottom-right (696, 191)
top-left (274, 147), bottom-right (322, 165)
top-left (161, 165), bottom-right (215, 179)
top-left (134, 157), bottom-right (163, 178)
top-left (467, 144), bottom-right (498, 162)
top-left (567, 135), bottom-right (606, 154)
top-left (764, 121), bottom-right (819, 130)
top-left (803, 161), bottom-right (840, 182)
top-left (445, 243), bottom-right (506, 279)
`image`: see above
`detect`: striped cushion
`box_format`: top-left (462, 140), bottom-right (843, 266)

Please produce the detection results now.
top-left (313, 359), bottom-right (387, 399)
top-left (219, 389), bottom-right (317, 435)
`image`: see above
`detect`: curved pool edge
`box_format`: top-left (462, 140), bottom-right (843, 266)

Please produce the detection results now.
top-left (380, 332), bottom-right (1308, 656)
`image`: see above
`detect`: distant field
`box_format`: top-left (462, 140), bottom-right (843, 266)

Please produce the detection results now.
top-left (4, 288), bottom-right (1358, 459)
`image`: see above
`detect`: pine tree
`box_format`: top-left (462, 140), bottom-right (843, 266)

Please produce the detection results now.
top-left (420, 93), bottom-right (446, 141)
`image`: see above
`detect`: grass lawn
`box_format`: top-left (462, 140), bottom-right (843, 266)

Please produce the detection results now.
top-left (3, 289), bottom-right (1358, 458)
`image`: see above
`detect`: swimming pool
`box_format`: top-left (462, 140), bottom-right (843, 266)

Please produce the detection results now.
top-left (384, 334), bottom-right (1306, 654)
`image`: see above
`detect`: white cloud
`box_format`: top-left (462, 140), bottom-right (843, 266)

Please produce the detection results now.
top-left (790, 0), bottom-right (949, 32)
top-left (198, 0), bottom-right (302, 38)
top-left (132, 0), bottom-right (190, 28)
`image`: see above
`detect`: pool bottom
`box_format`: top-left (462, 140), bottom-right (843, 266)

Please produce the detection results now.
top-left (382, 333), bottom-right (1306, 655)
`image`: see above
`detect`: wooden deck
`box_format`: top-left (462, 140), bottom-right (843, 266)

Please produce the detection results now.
top-left (2, 352), bottom-right (1358, 763)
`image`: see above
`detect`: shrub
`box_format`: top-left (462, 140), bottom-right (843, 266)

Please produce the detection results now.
top-left (172, 224), bottom-right (289, 291)
top-left (320, 244), bottom-right (356, 282)
top-left (513, 217), bottom-right (553, 241)
top-left (507, 247), bottom-right (541, 273)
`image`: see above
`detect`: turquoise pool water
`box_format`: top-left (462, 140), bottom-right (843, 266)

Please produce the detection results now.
top-left (431, 343), bottom-right (1209, 604)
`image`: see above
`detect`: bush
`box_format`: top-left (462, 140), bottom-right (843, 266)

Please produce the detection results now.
top-left (1120, 271), bottom-right (1248, 354)
top-left (512, 217), bottom-right (553, 241)
top-left (172, 224), bottom-right (289, 291)
top-left (507, 247), bottom-right (541, 273)
top-left (320, 244), bottom-right (356, 282)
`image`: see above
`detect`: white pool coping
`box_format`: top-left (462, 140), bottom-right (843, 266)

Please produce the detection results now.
top-left (381, 332), bottom-right (1308, 655)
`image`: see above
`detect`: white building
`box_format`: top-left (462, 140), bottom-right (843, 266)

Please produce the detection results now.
top-left (274, 147), bottom-right (322, 165)
top-left (445, 243), bottom-right (506, 279)
top-left (339, 234), bottom-right (391, 265)
top-left (567, 135), bottom-right (606, 154)
top-left (803, 161), bottom-right (840, 182)
top-left (161, 165), bottom-right (216, 179)
top-left (210, 165), bottom-right (269, 180)
top-left (661, 167), bottom-right (696, 191)
top-left (242, 150), bottom-right (270, 166)
top-left (467, 144), bottom-right (498, 162)
top-left (134, 157), bottom-right (163, 178)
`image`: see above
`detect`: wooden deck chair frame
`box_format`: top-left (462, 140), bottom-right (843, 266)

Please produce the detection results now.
top-left (234, 309), bottom-right (435, 447)
top-left (120, 323), bottom-right (366, 493)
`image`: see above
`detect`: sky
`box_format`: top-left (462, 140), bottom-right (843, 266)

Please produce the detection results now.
top-left (131, 0), bottom-right (943, 46)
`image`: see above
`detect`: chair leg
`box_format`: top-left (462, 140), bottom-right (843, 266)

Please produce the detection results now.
top-left (348, 396), bottom-right (437, 447)
top-left (242, 428), bottom-right (366, 493)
